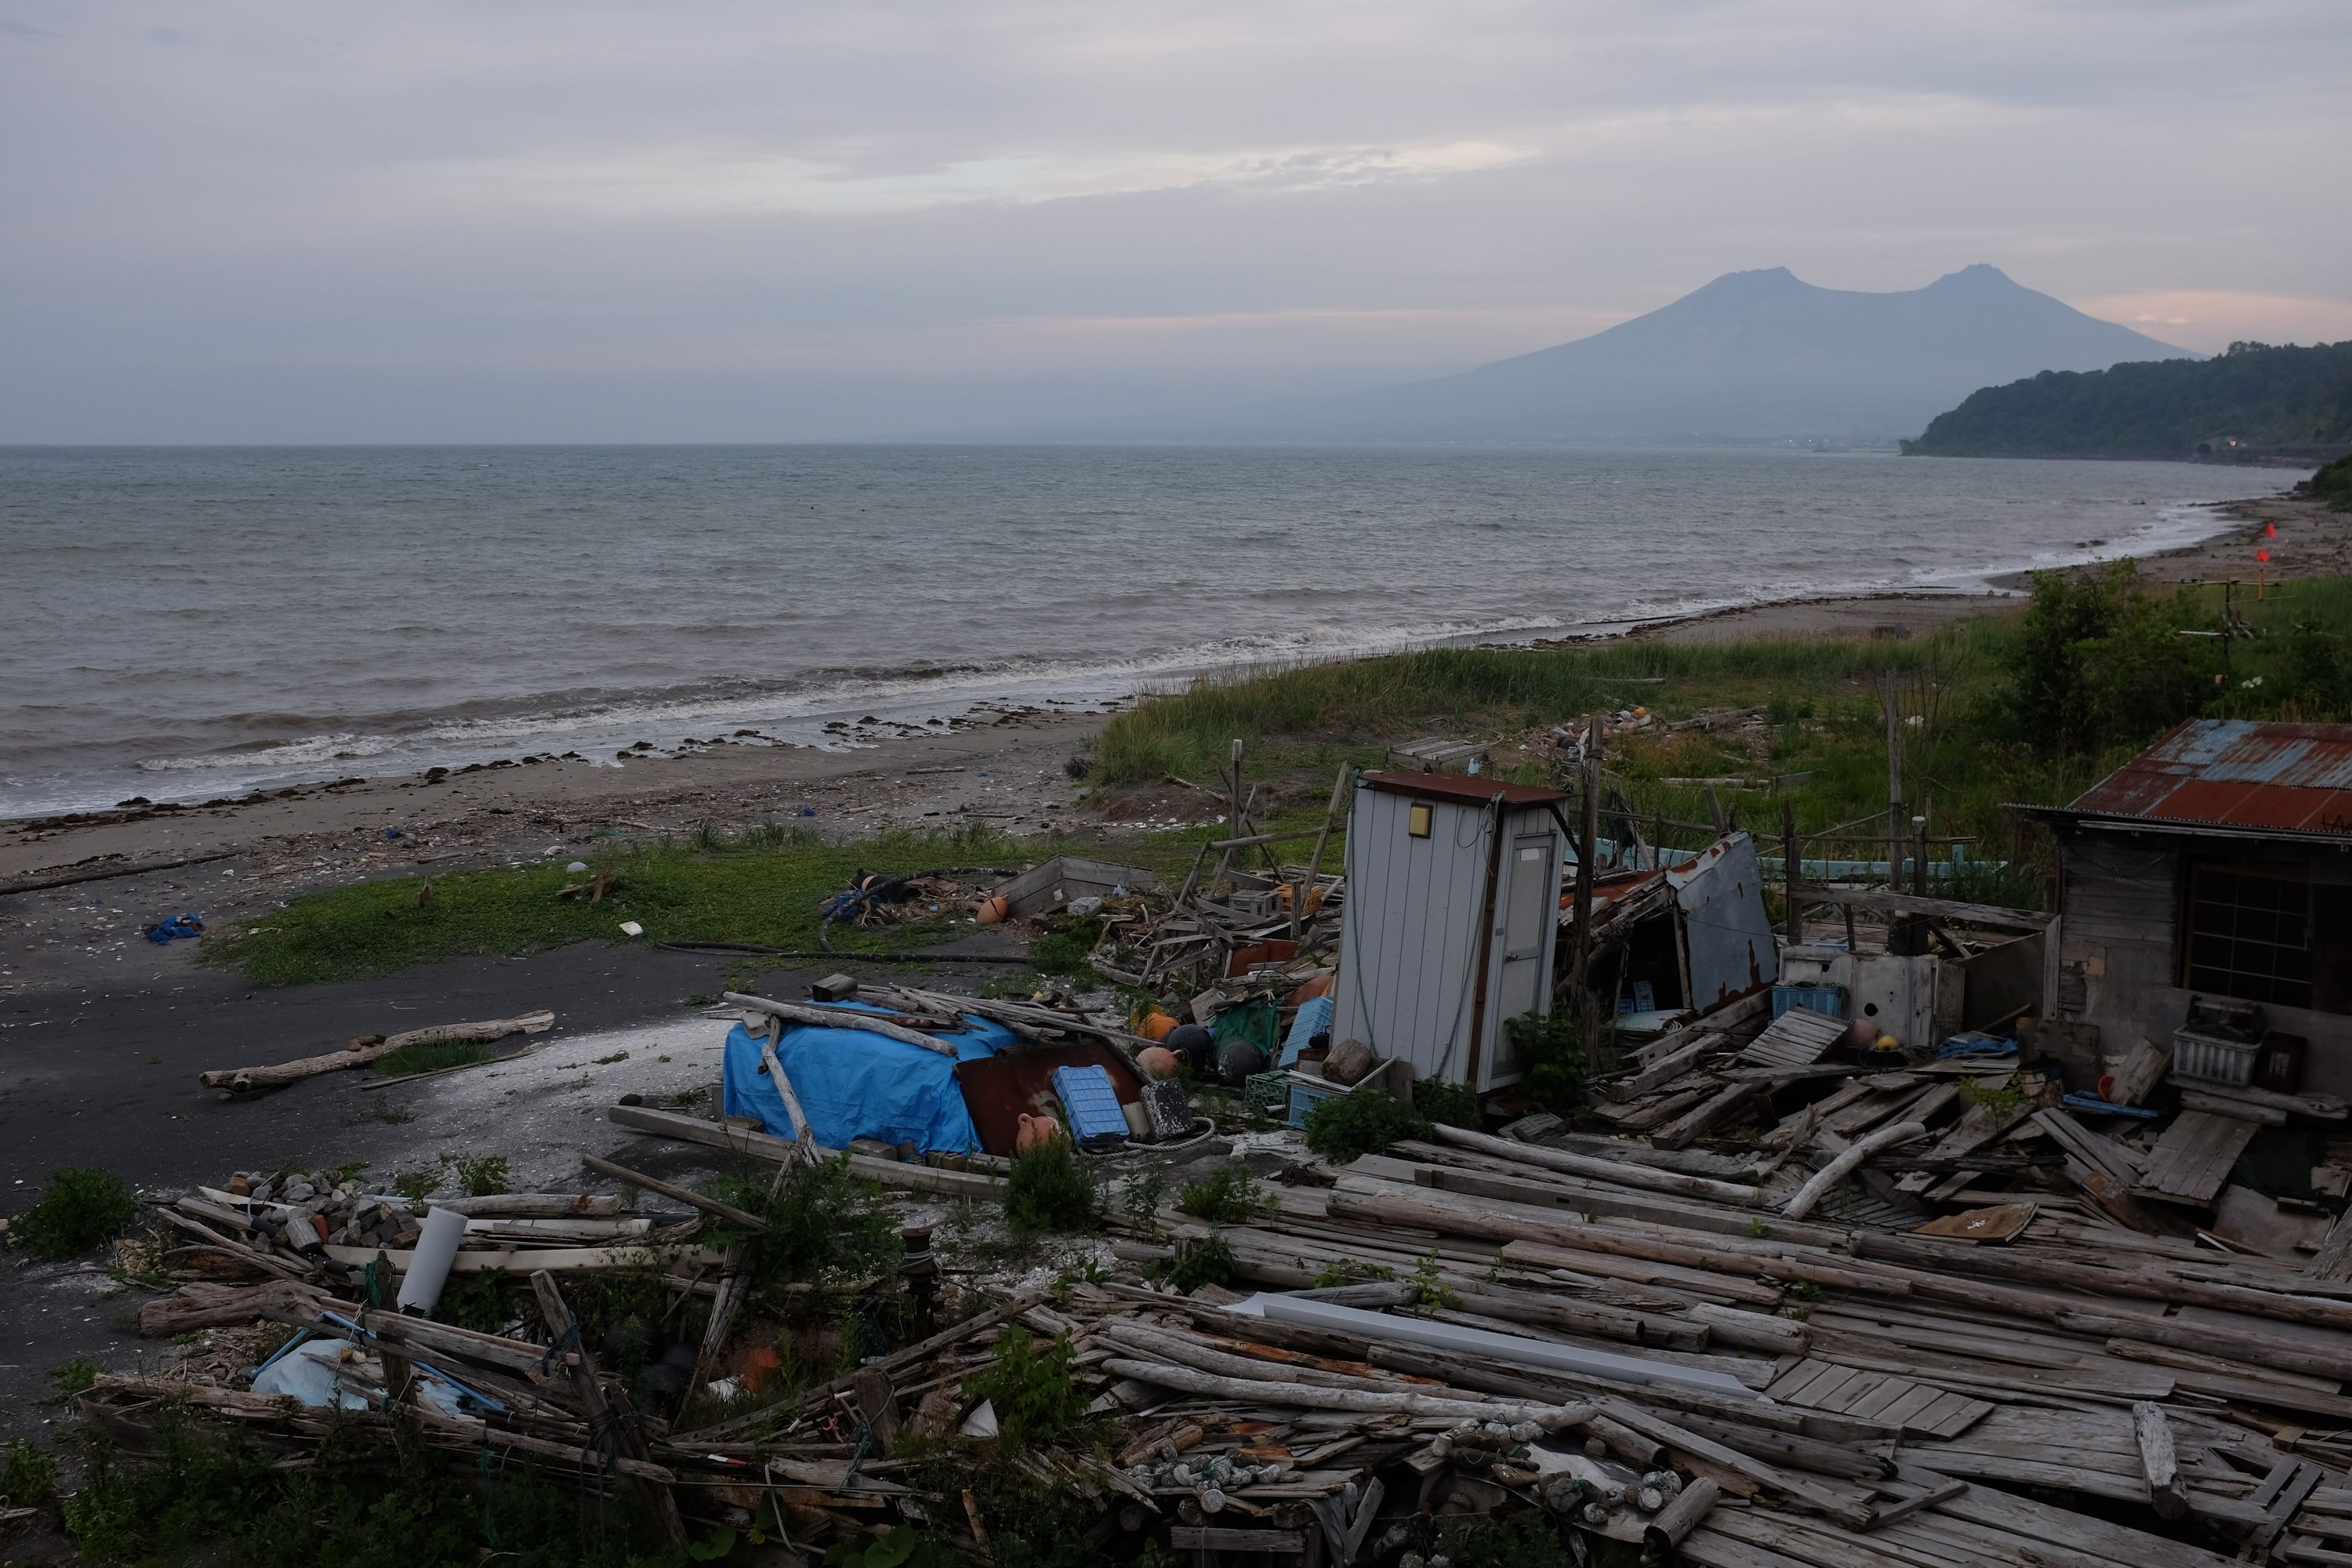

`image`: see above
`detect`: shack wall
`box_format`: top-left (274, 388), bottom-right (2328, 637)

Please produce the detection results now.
top-left (1333, 786), bottom-right (1492, 1082)
top-left (1345, 785), bottom-right (1562, 1091)
top-left (2054, 831), bottom-right (2352, 1096)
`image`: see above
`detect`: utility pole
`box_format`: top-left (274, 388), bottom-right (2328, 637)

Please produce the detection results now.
top-left (1572, 713), bottom-right (1604, 1069)
top-left (1884, 670), bottom-right (1911, 956)
top-left (1782, 796), bottom-right (1802, 951)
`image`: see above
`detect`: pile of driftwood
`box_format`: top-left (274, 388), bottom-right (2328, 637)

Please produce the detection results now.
top-left (1091, 765), bottom-right (1349, 998)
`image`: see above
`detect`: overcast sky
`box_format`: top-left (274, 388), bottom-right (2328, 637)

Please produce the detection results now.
top-left (2, 1), bottom-right (2346, 441)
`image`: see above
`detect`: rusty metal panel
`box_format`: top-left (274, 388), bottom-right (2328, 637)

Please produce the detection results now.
top-left (953, 1043), bottom-right (1145, 1156)
top-left (1665, 832), bottom-right (1777, 1014)
top-left (2070, 720), bottom-right (2352, 837)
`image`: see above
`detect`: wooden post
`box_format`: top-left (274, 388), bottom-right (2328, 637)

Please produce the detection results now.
top-left (529, 1269), bottom-right (688, 1548)
top-left (1914, 815), bottom-right (1930, 899)
top-left (1575, 716), bottom-right (1605, 1070)
top-left (1781, 797), bottom-right (1802, 952)
top-left (1292, 763), bottom-right (1351, 941)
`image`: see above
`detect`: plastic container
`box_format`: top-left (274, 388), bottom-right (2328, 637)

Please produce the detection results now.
top-left (2172, 1025), bottom-right (2262, 1087)
top-left (1049, 1064), bottom-right (1129, 1147)
top-left (1287, 1073), bottom-right (1348, 1130)
top-left (1772, 983), bottom-right (1848, 1022)
top-left (1243, 1070), bottom-right (1292, 1116)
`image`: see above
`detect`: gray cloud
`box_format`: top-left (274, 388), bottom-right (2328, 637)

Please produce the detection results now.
top-left (2, 0), bottom-right (2346, 440)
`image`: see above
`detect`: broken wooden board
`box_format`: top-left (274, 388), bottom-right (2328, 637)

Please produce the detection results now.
top-left (1735, 1006), bottom-right (1848, 1071)
top-left (1762, 1359), bottom-right (1992, 1439)
top-left (2133, 1109), bottom-right (2262, 1210)
top-left (1913, 1203), bottom-right (2036, 1244)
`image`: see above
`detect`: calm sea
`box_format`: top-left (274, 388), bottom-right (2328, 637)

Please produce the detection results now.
top-left (0, 445), bottom-right (2299, 818)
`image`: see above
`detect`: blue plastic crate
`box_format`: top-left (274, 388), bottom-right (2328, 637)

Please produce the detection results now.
top-left (1287, 1073), bottom-right (1348, 1130)
top-left (1773, 982), bottom-right (1847, 1021)
top-left (1049, 1064), bottom-right (1129, 1148)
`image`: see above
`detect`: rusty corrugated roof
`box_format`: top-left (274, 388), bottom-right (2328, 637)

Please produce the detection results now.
top-left (1362, 770), bottom-right (1567, 807)
top-left (2065, 720), bottom-right (2352, 837)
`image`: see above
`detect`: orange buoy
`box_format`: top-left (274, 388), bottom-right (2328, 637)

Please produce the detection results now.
top-left (1138, 1011), bottom-right (1178, 1042)
top-left (975, 895), bottom-right (1009, 925)
top-left (1137, 1046), bottom-right (1179, 1080)
top-left (1015, 1112), bottom-right (1065, 1152)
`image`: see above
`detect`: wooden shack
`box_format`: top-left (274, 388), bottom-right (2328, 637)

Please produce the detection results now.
top-left (1330, 771), bottom-right (1567, 1092)
top-left (2024, 719), bottom-right (2352, 1094)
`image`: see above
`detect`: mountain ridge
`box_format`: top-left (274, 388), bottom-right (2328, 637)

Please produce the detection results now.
top-left (1285, 263), bottom-right (2194, 445)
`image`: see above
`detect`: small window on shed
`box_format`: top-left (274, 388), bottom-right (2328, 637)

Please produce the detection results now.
top-left (1407, 802), bottom-right (1432, 839)
top-left (2184, 860), bottom-right (2313, 1009)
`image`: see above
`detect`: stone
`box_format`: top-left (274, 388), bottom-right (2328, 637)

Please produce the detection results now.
top-left (1324, 1036), bottom-right (1376, 1086)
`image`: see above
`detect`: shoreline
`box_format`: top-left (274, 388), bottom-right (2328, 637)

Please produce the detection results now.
top-left (3, 486), bottom-right (2340, 916)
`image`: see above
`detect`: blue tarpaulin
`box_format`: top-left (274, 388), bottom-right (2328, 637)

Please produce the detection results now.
top-left (720, 1004), bottom-right (1016, 1156)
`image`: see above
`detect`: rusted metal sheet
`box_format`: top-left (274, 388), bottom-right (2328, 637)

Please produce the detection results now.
top-left (1664, 832), bottom-right (1777, 1014)
top-left (1360, 770), bottom-right (1568, 808)
top-left (2068, 720), bottom-right (2352, 837)
top-left (953, 1043), bottom-right (1145, 1156)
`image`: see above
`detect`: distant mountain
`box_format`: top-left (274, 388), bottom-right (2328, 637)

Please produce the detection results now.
top-left (1904, 339), bottom-right (2352, 459)
top-left (1270, 264), bottom-right (2195, 445)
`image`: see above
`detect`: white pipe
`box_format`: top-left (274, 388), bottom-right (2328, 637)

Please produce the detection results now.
top-left (396, 1207), bottom-right (469, 1313)
top-left (1231, 1293), bottom-right (1764, 1402)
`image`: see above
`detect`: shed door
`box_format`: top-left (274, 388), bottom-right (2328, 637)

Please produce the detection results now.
top-left (1496, 836), bottom-right (1554, 1022)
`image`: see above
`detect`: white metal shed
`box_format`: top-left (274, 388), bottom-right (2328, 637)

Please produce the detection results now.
top-left (1330, 771), bottom-right (1569, 1091)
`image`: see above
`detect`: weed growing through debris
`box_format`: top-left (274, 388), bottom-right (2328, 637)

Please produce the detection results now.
top-left (1120, 1163), bottom-right (1166, 1234)
top-left (703, 1156), bottom-right (901, 1287)
top-left (1165, 1231), bottom-right (1236, 1294)
top-left (392, 1165), bottom-right (441, 1201)
top-left (1414, 1076), bottom-right (1484, 1131)
top-left (1958, 1078), bottom-right (2031, 1120)
top-left (434, 1268), bottom-right (517, 1334)
top-left (1505, 1011), bottom-right (1592, 1118)
top-left (49, 1359), bottom-right (101, 1400)
top-left (1025, 921), bottom-right (1099, 979)
top-left (1302, 1087), bottom-right (1428, 1163)
top-left (1312, 1257), bottom-right (1395, 1287)
top-left (1003, 1139), bottom-right (1105, 1239)
top-left (13, 1167), bottom-right (139, 1260)
top-left (2, 1436), bottom-right (58, 1508)
top-left (1174, 1163), bottom-right (1276, 1224)
top-left (963, 1329), bottom-right (1091, 1452)
top-left (1410, 1250), bottom-right (1462, 1310)
top-left (452, 1154), bottom-right (511, 1197)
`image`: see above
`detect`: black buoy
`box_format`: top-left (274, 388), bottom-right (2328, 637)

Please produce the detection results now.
top-left (1164, 1023), bottom-right (1215, 1078)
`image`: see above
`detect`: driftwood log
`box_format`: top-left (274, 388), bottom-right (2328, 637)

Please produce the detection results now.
top-left (724, 991), bottom-right (957, 1055)
top-left (1428, 1122), bottom-right (1766, 1206)
top-left (199, 1011), bottom-right (554, 1091)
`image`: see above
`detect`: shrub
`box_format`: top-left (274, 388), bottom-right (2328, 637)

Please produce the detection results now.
top-left (1303, 1087), bottom-right (1428, 1163)
top-left (1413, 1076), bottom-right (1483, 1131)
top-left (13, 1167), bottom-right (140, 1260)
top-left (1166, 1231), bottom-right (1236, 1295)
top-left (962, 1330), bottom-right (1089, 1450)
top-left (1174, 1163), bottom-right (1275, 1224)
top-left (704, 1156), bottom-right (901, 1287)
top-left (1003, 1140), bottom-right (1104, 1239)
top-left (452, 1155), bottom-right (510, 1198)
top-left (1120, 1163), bottom-right (1167, 1233)
top-left (1505, 1011), bottom-right (1591, 1117)
top-left (1, 1436), bottom-right (57, 1508)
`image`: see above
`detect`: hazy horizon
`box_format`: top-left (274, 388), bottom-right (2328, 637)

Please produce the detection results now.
top-left (3, 1), bottom-right (2347, 443)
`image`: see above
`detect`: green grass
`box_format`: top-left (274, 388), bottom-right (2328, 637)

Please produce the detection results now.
top-left (1003, 1140), bottom-right (1104, 1240)
top-left (1097, 571), bottom-right (2352, 895)
top-left (11, 1167), bottom-right (140, 1261)
top-left (197, 572), bottom-right (2352, 991)
top-left (370, 1039), bottom-right (494, 1076)
top-left (205, 822), bottom-right (1024, 986)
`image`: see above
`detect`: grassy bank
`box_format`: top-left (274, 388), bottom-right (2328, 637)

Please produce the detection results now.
top-left (1098, 569), bottom-right (2352, 894)
top-left (212, 569), bottom-right (2352, 985)
top-left (204, 823), bottom-right (1030, 986)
